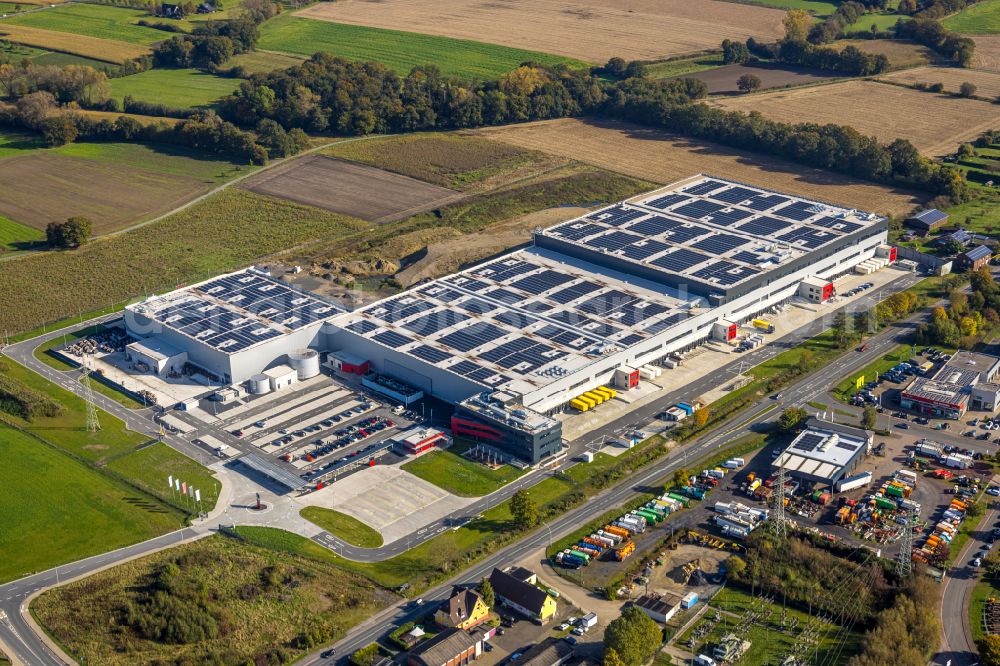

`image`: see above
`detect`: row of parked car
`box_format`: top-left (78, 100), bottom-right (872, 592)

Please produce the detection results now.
top-left (288, 416), bottom-right (396, 464)
top-left (843, 282), bottom-right (875, 297)
top-left (265, 404), bottom-right (373, 447)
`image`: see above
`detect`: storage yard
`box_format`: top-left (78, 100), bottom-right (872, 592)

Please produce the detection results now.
top-left (291, 0), bottom-right (786, 64)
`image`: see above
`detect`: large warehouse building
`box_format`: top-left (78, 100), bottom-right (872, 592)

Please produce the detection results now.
top-left (128, 175), bottom-right (890, 464)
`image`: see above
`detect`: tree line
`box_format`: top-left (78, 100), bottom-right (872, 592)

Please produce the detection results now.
top-left (151, 0), bottom-right (276, 69)
top-left (916, 267), bottom-right (1000, 348)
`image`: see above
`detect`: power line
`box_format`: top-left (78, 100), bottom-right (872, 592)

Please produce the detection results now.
top-left (770, 461), bottom-right (788, 540)
top-left (81, 361), bottom-right (101, 433)
top-left (895, 515), bottom-right (914, 579)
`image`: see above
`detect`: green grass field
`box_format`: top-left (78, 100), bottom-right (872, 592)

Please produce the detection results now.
top-left (645, 54), bottom-right (725, 79)
top-left (844, 12), bottom-right (907, 31)
top-left (0, 423), bottom-right (184, 584)
top-left (969, 575), bottom-right (1000, 642)
top-left (0, 358), bottom-right (148, 463)
top-left (944, 0), bottom-right (1000, 33)
top-left (229, 49), bottom-right (305, 73)
top-left (733, 0), bottom-right (838, 15)
top-left (400, 449), bottom-right (525, 496)
top-left (1, 3), bottom-right (167, 45)
top-left (299, 506), bottom-right (383, 548)
top-left (31, 50), bottom-right (116, 68)
top-left (0, 127), bottom-right (43, 158)
top-left (110, 68), bottom-right (242, 109)
top-left (0, 213), bottom-right (43, 253)
top-left (258, 13), bottom-right (589, 80)
top-left (106, 442), bottom-right (221, 511)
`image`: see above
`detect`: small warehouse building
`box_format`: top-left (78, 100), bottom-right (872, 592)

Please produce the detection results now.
top-left (798, 275), bottom-right (833, 303)
top-left (633, 592), bottom-right (683, 624)
top-left (398, 427), bottom-right (451, 456)
top-left (902, 351), bottom-right (1000, 418)
top-left (407, 627), bottom-right (487, 666)
top-left (263, 364), bottom-right (297, 391)
top-left (773, 418), bottom-right (871, 488)
top-left (488, 567), bottom-right (557, 622)
top-left (125, 337), bottom-right (187, 375)
top-left (958, 245), bottom-right (992, 272)
top-left (326, 350), bottom-right (370, 375)
top-left (905, 209), bottom-right (949, 233)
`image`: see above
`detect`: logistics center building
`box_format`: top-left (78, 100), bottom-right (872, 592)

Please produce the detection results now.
top-left (126, 175), bottom-right (891, 464)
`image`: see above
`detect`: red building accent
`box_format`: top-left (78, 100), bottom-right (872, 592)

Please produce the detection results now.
top-left (726, 323), bottom-right (737, 341)
top-left (626, 369), bottom-right (640, 389)
top-left (451, 416), bottom-right (503, 442)
top-left (888, 246), bottom-right (897, 263)
top-left (821, 282), bottom-right (834, 301)
top-left (339, 359), bottom-right (370, 375)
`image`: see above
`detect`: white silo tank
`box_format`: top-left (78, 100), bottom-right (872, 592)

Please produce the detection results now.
top-left (288, 349), bottom-right (320, 380)
top-left (249, 373), bottom-right (271, 395)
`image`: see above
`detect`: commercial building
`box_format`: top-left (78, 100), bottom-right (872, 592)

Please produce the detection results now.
top-left (773, 418), bottom-right (872, 487)
top-left (407, 627), bottom-right (487, 666)
top-left (399, 426), bottom-right (451, 455)
top-left (488, 567), bottom-right (557, 622)
top-left (517, 638), bottom-right (575, 666)
top-left (123, 176), bottom-right (890, 465)
top-left (124, 268), bottom-right (344, 384)
top-left (902, 350), bottom-right (1000, 418)
top-left (905, 208), bottom-right (949, 233)
top-left (958, 245), bottom-right (992, 272)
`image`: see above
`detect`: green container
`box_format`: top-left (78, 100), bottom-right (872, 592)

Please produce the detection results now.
top-left (886, 485), bottom-right (904, 498)
top-left (667, 493), bottom-right (689, 506)
top-left (875, 497), bottom-right (897, 511)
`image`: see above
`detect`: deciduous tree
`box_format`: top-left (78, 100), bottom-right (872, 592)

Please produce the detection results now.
top-left (604, 606), bottom-right (662, 666)
top-left (510, 490), bottom-right (538, 529)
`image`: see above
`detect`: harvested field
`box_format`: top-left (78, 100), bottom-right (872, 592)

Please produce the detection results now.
top-left (0, 23), bottom-right (148, 63)
top-left (473, 118), bottom-right (925, 216)
top-left (323, 133), bottom-right (568, 192)
top-left (878, 65), bottom-right (1000, 99)
top-left (241, 155), bottom-right (465, 223)
top-left (1, 4), bottom-right (165, 45)
top-left (710, 79), bottom-right (999, 155)
top-left (0, 141), bottom-right (249, 233)
top-left (292, 0), bottom-right (786, 63)
top-left (668, 63), bottom-right (842, 94)
top-left (831, 38), bottom-right (933, 69)
top-left (970, 34), bottom-right (1000, 72)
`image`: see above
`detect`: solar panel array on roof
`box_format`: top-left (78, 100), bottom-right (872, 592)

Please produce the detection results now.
top-left (646, 193), bottom-right (688, 209)
top-left (777, 227), bottom-right (833, 249)
top-left (591, 205), bottom-right (647, 227)
top-left (650, 248), bottom-right (709, 273)
top-left (437, 322), bottom-right (507, 353)
top-left (775, 200), bottom-right (822, 221)
top-left (587, 231), bottom-right (644, 252)
top-left (692, 234), bottom-right (747, 255)
top-left (684, 179), bottom-right (725, 195)
top-left (792, 432), bottom-right (825, 452)
top-left (400, 310), bottom-right (469, 336)
top-left (550, 222), bottom-right (604, 241)
top-left (372, 330), bottom-right (412, 348)
top-left (691, 261), bottom-right (759, 286)
top-left (410, 344), bottom-right (452, 364)
top-left (622, 240), bottom-right (669, 260)
top-left (509, 269), bottom-right (573, 295)
top-left (736, 217), bottom-right (789, 236)
top-left (711, 186), bottom-right (757, 204)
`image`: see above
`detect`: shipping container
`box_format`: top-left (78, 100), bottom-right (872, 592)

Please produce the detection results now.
top-left (836, 471), bottom-right (873, 492)
top-left (614, 540), bottom-right (636, 561)
top-left (667, 493), bottom-right (690, 506)
top-left (604, 525), bottom-right (631, 539)
top-left (676, 403), bottom-right (694, 415)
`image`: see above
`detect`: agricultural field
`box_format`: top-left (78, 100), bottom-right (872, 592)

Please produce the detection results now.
top-left (0, 134), bottom-right (254, 234)
top-left (970, 34), bottom-right (1000, 71)
top-left (473, 118), bottom-right (926, 216)
top-left (0, 22), bottom-right (146, 62)
top-left (0, 214), bottom-right (44, 253)
top-left (0, 188), bottom-right (366, 336)
top-left (668, 62), bottom-right (841, 94)
top-left (0, 3), bottom-right (165, 45)
top-left (31, 535), bottom-right (398, 666)
top-left (110, 68), bottom-right (242, 109)
top-left (291, 0), bottom-right (786, 64)
top-left (241, 154), bottom-right (465, 223)
top-left (730, 0), bottom-right (838, 14)
top-left (299, 506), bottom-right (384, 548)
top-left (228, 49), bottom-right (305, 73)
top-left (830, 38), bottom-right (933, 69)
top-left (709, 79), bottom-right (999, 155)
top-left (400, 449), bottom-right (526, 496)
top-left (0, 423), bottom-right (184, 584)
top-left (944, 0), bottom-right (1000, 33)
top-left (878, 65), bottom-right (1000, 98)
top-left (322, 133), bottom-right (564, 192)
top-left (258, 12), bottom-right (586, 80)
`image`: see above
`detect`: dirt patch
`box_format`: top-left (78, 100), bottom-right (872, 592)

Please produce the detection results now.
top-left (969, 34), bottom-right (1000, 72)
top-left (474, 118), bottom-right (925, 216)
top-left (241, 154), bottom-right (466, 223)
top-left (878, 65), bottom-right (1000, 99)
top-left (324, 133), bottom-right (568, 192)
top-left (395, 205), bottom-right (589, 286)
top-left (0, 153), bottom-right (210, 233)
top-left (293, 0), bottom-right (785, 63)
top-left (669, 63), bottom-right (842, 94)
top-left (710, 79), bottom-right (999, 156)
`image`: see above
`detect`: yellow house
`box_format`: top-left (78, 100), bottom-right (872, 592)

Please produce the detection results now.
top-left (435, 589), bottom-right (491, 630)
top-left (488, 568), bottom-right (557, 622)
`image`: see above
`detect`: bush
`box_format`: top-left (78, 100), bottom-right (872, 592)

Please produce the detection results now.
top-left (0, 372), bottom-right (64, 420)
top-left (960, 81), bottom-right (977, 98)
top-left (350, 643), bottom-right (381, 666)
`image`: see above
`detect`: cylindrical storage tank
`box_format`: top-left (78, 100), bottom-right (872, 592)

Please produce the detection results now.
top-left (249, 373), bottom-right (271, 395)
top-left (288, 349), bottom-right (320, 380)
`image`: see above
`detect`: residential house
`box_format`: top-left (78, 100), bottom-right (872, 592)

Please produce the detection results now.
top-left (488, 568), bottom-right (557, 622)
top-left (958, 245), bottom-right (992, 272)
top-left (435, 588), bottom-right (490, 630)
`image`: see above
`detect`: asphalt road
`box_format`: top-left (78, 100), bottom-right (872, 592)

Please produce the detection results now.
top-left (0, 269), bottom-right (928, 665)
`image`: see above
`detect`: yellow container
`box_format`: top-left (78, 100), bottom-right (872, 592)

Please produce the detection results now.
top-left (583, 391), bottom-right (605, 405)
top-left (570, 399), bottom-right (589, 412)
